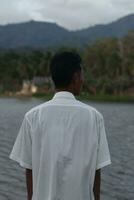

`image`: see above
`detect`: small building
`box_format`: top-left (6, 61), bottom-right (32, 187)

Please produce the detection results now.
top-left (19, 80), bottom-right (37, 95)
top-left (18, 76), bottom-right (54, 95)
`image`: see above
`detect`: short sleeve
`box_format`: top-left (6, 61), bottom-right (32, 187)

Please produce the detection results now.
top-left (9, 115), bottom-right (32, 169)
top-left (96, 115), bottom-right (111, 170)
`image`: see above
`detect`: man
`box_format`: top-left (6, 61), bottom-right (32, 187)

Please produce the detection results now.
top-left (9, 51), bottom-right (111, 200)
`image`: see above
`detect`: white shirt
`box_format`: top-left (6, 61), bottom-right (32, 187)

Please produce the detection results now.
top-left (9, 91), bottom-right (111, 200)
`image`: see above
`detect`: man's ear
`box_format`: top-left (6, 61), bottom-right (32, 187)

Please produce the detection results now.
top-left (72, 72), bottom-right (79, 84)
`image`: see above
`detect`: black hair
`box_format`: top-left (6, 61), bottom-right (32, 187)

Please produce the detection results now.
top-left (50, 51), bottom-right (82, 88)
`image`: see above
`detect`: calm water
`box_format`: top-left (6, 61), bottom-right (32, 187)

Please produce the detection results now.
top-left (0, 97), bottom-right (134, 200)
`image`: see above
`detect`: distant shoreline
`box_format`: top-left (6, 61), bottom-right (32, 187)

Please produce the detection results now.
top-left (1, 92), bottom-right (133, 103)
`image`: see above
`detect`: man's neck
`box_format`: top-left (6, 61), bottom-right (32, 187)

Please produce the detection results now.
top-left (55, 88), bottom-right (76, 96)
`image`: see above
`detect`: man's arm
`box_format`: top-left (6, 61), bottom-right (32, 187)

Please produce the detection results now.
top-left (26, 169), bottom-right (33, 200)
top-left (93, 169), bottom-right (101, 200)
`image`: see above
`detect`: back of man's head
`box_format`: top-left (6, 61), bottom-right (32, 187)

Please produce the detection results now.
top-left (50, 51), bottom-right (82, 89)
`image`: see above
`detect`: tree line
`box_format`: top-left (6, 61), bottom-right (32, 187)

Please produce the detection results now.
top-left (0, 31), bottom-right (133, 95)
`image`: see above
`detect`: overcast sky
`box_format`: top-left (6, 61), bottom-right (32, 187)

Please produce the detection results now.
top-left (0, 0), bottom-right (134, 30)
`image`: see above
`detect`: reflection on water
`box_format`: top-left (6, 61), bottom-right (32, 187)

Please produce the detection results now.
top-left (0, 97), bottom-right (134, 200)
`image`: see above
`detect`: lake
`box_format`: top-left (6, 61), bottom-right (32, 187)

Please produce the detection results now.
top-left (0, 97), bottom-right (134, 200)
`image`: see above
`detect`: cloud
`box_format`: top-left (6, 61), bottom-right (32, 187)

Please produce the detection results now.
top-left (110, 0), bottom-right (134, 11)
top-left (0, 0), bottom-right (133, 29)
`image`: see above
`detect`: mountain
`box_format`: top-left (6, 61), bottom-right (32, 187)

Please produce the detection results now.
top-left (0, 21), bottom-right (70, 48)
top-left (74, 14), bottom-right (134, 45)
top-left (0, 14), bottom-right (134, 49)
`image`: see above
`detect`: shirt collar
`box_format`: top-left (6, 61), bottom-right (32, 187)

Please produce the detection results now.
top-left (52, 91), bottom-right (76, 100)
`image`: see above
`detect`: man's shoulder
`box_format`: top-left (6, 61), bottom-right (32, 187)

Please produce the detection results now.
top-left (25, 99), bottom-right (52, 120)
top-left (76, 100), bottom-right (103, 119)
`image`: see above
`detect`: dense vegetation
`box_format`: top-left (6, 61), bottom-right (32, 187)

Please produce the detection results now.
top-left (0, 31), bottom-right (133, 96)
top-left (83, 31), bottom-right (134, 95)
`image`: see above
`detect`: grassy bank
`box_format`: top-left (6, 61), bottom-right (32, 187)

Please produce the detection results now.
top-left (0, 91), bottom-right (133, 103)
top-left (33, 92), bottom-right (134, 103)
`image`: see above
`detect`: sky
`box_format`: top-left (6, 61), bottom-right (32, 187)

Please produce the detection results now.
top-left (0, 0), bottom-right (134, 30)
